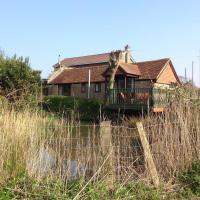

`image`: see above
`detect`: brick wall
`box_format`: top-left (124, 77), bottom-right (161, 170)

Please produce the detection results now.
top-left (47, 82), bottom-right (105, 99)
top-left (71, 82), bottom-right (105, 99)
top-left (157, 63), bottom-right (178, 84)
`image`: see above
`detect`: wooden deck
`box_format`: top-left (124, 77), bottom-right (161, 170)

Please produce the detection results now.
top-left (107, 88), bottom-right (169, 112)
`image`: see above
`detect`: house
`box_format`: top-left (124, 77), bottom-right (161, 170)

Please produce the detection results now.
top-left (47, 46), bottom-right (180, 112)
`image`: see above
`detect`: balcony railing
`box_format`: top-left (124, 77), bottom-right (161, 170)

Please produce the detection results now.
top-left (108, 88), bottom-right (169, 110)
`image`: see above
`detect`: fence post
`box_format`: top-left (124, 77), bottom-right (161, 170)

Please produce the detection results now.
top-left (100, 120), bottom-right (114, 187)
top-left (136, 122), bottom-right (159, 187)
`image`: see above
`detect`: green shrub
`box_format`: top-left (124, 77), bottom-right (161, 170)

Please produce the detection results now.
top-left (43, 95), bottom-right (79, 112)
top-left (43, 95), bottom-right (102, 121)
top-left (78, 98), bottom-right (102, 121)
top-left (179, 160), bottom-right (200, 197)
top-left (0, 52), bottom-right (40, 99)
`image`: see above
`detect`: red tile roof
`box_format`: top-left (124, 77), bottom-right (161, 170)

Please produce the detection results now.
top-left (50, 53), bottom-right (175, 84)
top-left (54, 53), bottom-right (110, 68)
top-left (119, 63), bottom-right (141, 76)
top-left (136, 58), bottom-right (169, 80)
top-left (50, 65), bottom-right (107, 84)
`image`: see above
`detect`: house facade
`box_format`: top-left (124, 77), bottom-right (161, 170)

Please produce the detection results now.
top-left (47, 46), bottom-right (180, 111)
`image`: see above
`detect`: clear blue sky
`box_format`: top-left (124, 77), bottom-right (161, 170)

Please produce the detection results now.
top-left (0, 0), bottom-right (200, 84)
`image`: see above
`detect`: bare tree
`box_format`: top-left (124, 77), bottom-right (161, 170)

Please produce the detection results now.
top-left (105, 50), bottom-right (122, 104)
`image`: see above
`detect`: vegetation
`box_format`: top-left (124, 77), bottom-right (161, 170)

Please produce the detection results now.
top-left (0, 61), bottom-right (199, 200)
top-left (43, 95), bottom-right (102, 121)
top-left (104, 50), bottom-right (122, 105)
top-left (0, 51), bottom-right (40, 102)
top-left (179, 160), bottom-right (200, 197)
top-left (108, 50), bottom-right (122, 90)
top-left (0, 95), bottom-right (7, 105)
top-left (0, 169), bottom-right (200, 199)
top-left (0, 174), bottom-right (162, 199)
top-left (0, 91), bottom-right (199, 199)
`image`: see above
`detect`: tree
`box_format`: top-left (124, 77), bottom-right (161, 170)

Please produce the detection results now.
top-left (0, 52), bottom-right (41, 101)
top-left (104, 50), bottom-right (122, 104)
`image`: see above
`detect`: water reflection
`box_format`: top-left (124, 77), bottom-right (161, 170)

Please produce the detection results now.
top-left (26, 125), bottom-right (144, 182)
top-left (27, 125), bottom-right (101, 180)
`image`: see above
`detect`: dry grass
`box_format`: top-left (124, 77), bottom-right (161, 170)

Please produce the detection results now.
top-left (142, 88), bottom-right (200, 181)
top-left (122, 88), bottom-right (200, 182)
top-left (0, 104), bottom-right (108, 185)
top-left (0, 106), bottom-right (52, 183)
top-left (0, 88), bottom-right (199, 188)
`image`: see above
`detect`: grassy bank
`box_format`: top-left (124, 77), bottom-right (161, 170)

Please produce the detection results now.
top-left (0, 163), bottom-right (200, 200)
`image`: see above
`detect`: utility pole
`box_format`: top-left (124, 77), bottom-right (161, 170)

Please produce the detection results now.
top-left (185, 67), bottom-right (187, 82)
top-left (88, 69), bottom-right (91, 99)
top-left (192, 61), bottom-right (194, 87)
top-left (198, 50), bottom-right (200, 87)
top-left (41, 78), bottom-right (43, 114)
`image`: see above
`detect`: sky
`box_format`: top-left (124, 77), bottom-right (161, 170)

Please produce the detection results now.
top-left (0, 0), bottom-right (200, 85)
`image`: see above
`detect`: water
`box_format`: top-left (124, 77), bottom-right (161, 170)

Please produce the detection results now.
top-left (26, 124), bottom-right (143, 181)
top-left (27, 125), bottom-right (101, 179)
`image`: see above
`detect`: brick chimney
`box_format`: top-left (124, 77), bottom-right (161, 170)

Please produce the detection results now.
top-left (124, 45), bottom-right (132, 63)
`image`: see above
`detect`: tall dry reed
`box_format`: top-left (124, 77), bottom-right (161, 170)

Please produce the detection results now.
top-left (144, 88), bottom-right (200, 181)
top-left (0, 106), bottom-right (53, 182)
top-left (0, 87), bottom-right (199, 187)
top-left (0, 104), bottom-right (107, 185)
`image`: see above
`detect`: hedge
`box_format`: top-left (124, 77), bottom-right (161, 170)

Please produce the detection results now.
top-left (43, 95), bottom-right (102, 121)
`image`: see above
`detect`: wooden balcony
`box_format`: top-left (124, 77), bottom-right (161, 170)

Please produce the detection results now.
top-left (107, 88), bottom-right (169, 112)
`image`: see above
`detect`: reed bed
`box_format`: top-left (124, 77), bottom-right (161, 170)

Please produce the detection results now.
top-left (145, 96), bottom-right (200, 181)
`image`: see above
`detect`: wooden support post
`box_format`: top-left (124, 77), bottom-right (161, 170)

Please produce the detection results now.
top-left (136, 122), bottom-right (159, 187)
top-left (100, 121), bottom-right (114, 187)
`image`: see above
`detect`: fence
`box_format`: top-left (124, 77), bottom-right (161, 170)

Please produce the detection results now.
top-left (26, 124), bottom-right (145, 183)
top-left (22, 118), bottom-right (199, 186)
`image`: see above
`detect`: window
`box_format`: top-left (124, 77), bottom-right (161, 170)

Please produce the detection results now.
top-left (62, 84), bottom-right (71, 96)
top-left (127, 77), bottom-right (135, 89)
top-left (81, 83), bottom-right (86, 93)
top-left (95, 83), bottom-right (101, 93)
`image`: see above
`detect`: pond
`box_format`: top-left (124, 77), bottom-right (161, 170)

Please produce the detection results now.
top-left (26, 124), bottom-right (144, 181)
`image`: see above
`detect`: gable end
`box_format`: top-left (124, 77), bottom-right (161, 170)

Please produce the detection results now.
top-left (156, 61), bottom-right (180, 84)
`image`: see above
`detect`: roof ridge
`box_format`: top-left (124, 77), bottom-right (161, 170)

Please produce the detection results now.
top-left (62, 52), bottom-right (110, 61)
top-left (136, 58), bottom-right (170, 64)
top-left (120, 62), bottom-right (138, 65)
top-left (63, 65), bottom-right (105, 70)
